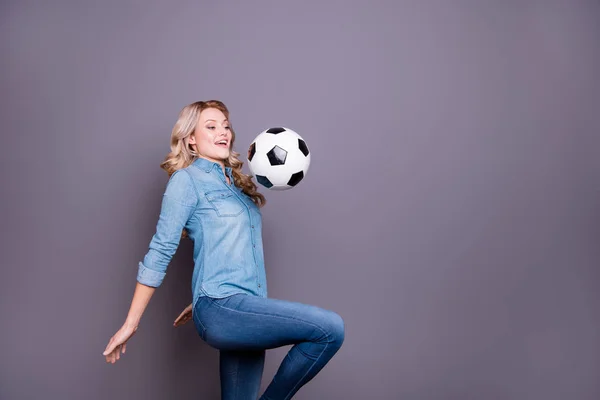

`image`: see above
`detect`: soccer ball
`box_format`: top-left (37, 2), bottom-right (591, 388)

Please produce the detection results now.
top-left (247, 127), bottom-right (311, 190)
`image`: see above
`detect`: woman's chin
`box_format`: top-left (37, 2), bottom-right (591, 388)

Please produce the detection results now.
top-left (206, 147), bottom-right (230, 161)
top-left (218, 150), bottom-right (231, 160)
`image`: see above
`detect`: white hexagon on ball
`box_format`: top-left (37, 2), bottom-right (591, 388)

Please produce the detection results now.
top-left (247, 127), bottom-right (311, 190)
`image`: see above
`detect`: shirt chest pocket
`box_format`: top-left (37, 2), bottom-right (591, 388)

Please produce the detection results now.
top-left (205, 189), bottom-right (244, 217)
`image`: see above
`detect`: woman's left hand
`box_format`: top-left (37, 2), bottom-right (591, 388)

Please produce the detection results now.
top-left (174, 303), bottom-right (193, 327)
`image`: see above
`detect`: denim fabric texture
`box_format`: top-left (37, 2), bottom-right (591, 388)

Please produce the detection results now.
top-left (136, 156), bottom-right (344, 399)
top-left (193, 293), bottom-right (345, 400)
top-left (136, 157), bottom-right (267, 306)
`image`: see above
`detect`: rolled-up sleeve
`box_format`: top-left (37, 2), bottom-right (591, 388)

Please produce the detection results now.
top-left (136, 169), bottom-right (197, 288)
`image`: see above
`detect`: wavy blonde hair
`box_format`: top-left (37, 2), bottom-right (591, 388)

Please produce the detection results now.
top-left (160, 100), bottom-right (266, 208)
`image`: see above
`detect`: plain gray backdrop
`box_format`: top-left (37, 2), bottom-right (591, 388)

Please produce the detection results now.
top-left (1, 1), bottom-right (599, 399)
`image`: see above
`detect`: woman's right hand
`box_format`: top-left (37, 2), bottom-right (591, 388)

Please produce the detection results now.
top-left (103, 323), bottom-right (138, 364)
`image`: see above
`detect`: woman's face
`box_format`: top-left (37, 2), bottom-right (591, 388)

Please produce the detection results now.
top-left (189, 107), bottom-right (232, 165)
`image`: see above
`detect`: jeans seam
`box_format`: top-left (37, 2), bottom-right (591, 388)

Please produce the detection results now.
top-left (233, 355), bottom-right (239, 399)
top-left (208, 298), bottom-right (330, 340)
top-left (208, 298), bottom-right (332, 400)
top-left (285, 342), bottom-right (329, 400)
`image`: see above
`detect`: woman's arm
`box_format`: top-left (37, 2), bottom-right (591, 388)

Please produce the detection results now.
top-left (136, 169), bottom-right (199, 288)
top-left (103, 169), bottom-right (198, 364)
top-left (124, 282), bottom-right (156, 329)
top-left (103, 282), bottom-right (155, 363)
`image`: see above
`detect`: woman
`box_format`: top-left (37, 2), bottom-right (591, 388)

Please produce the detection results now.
top-left (102, 100), bottom-right (345, 399)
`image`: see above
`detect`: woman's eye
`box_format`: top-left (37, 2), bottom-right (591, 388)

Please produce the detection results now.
top-left (207, 126), bottom-right (215, 130)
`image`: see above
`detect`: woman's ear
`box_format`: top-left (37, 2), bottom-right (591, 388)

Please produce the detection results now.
top-left (188, 134), bottom-right (196, 145)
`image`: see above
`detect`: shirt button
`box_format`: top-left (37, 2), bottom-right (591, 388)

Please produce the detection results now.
top-left (258, 284), bottom-right (261, 288)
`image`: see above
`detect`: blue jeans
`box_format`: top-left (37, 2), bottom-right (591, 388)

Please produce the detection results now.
top-left (193, 293), bottom-right (345, 400)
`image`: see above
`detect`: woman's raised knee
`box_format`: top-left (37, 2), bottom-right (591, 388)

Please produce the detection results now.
top-left (324, 311), bottom-right (345, 348)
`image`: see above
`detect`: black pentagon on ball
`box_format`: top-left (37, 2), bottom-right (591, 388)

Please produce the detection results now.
top-left (267, 145), bottom-right (287, 165)
top-left (247, 142), bottom-right (256, 161)
top-left (298, 138), bottom-right (309, 156)
top-left (256, 175), bottom-right (273, 188)
top-left (266, 127), bottom-right (286, 134)
top-left (287, 171), bottom-right (304, 186)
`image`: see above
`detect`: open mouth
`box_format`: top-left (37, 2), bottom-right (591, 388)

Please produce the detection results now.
top-left (215, 140), bottom-right (229, 148)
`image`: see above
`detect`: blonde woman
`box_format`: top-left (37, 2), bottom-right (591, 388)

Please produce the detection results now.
top-left (102, 100), bottom-right (345, 399)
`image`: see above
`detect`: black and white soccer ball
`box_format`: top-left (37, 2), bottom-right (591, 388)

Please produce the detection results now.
top-left (247, 127), bottom-right (311, 190)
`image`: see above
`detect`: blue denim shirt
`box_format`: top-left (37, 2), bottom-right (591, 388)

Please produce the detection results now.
top-left (136, 157), bottom-right (267, 307)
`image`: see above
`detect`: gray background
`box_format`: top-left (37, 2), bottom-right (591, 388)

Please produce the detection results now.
top-left (1, 1), bottom-right (599, 399)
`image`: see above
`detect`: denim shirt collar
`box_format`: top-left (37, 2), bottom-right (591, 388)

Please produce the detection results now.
top-left (192, 157), bottom-right (233, 180)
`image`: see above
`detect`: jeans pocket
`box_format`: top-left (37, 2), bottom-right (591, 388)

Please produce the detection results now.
top-left (212, 293), bottom-right (245, 310)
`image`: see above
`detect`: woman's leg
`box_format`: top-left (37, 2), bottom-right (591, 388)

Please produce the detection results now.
top-left (193, 294), bottom-right (345, 400)
top-left (219, 349), bottom-right (265, 400)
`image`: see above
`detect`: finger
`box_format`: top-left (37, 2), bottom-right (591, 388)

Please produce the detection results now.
top-left (122, 343), bottom-right (127, 354)
top-left (116, 345), bottom-right (121, 360)
top-left (103, 338), bottom-right (115, 356)
top-left (104, 339), bottom-right (120, 357)
top-left (105, 347), bottom-right (113, 363)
